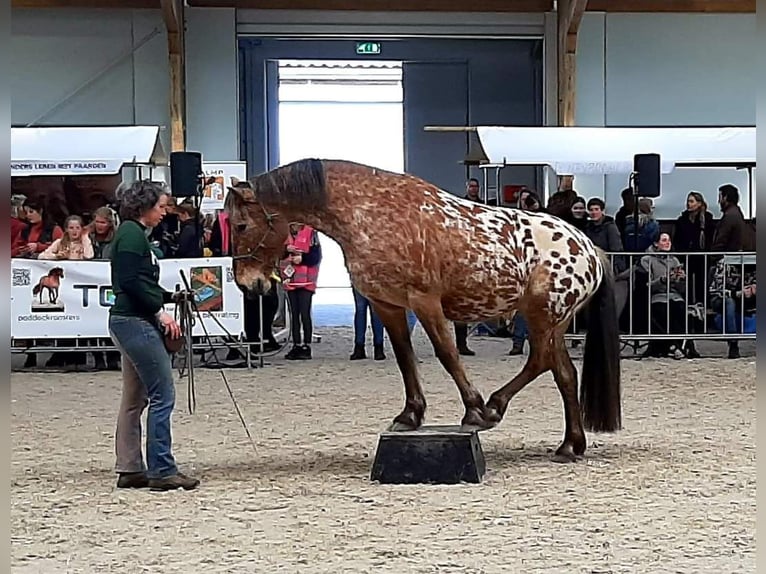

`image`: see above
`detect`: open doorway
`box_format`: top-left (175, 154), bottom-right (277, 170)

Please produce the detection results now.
top-left (277, 59), bottom-right (404, 326)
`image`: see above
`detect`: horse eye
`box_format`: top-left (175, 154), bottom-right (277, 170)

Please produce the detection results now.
top-left (236, 223), bottom-right (247, 232)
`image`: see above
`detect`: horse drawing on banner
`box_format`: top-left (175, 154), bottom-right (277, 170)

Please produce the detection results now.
top-left (32, 267), bottom-right (65, 305)
top-left (224, 159), bottom-right (621, 463)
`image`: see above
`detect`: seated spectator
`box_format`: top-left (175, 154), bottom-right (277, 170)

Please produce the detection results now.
top-left (89, 206), bottom-right (117, 260)
top-left (12, 199), bottom-right (63, 258)
top-left (39, 215), bottom-right (94, 260)
top-left (623, 198), bottom-right (660, 253)
top-left (640, 233), bottom-right (690, 359)
top-left (708, 257), bottom-right (756, 359)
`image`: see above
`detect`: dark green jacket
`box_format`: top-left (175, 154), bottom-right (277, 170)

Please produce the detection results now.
top-left (109, 220), bottom-right (173, 319)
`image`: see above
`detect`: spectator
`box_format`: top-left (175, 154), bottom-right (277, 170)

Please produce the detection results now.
top-left (280, 223), bottom-right (322, 360)
top-left (89, 206), bottom-right (117, 260)
top-left (708, 257), bottom-right (756, 359)
top-left (568, 196), bottom-right (588, 231)
top-left (623, 198), bottom-right (660, 253)
top-left (672, 191), bottom-right (715, 305)
top-left (640, 232), bottom-right (691, 359)
top-left (11, 194), bottom-right (27, 250)
top-left (12, 199), bottom-right (63, 258)
top-left (585, 198), bottom-right (625, 271)
top-left (350, 288), bottom-right (386, 361)
top-left (39, 215), bottom-right (94, 260)
top-left (174, 203), bottom-right (203, 258)
top-left (711, 184), bottom-right (754, 253)
top-left (614, 187), bottom-right (635, 243)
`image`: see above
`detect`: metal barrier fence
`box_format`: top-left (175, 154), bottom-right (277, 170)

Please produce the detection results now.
top-left (11, 250), bottom-right (756, 360)
top-left (566, 250), bottom-right (756, 343)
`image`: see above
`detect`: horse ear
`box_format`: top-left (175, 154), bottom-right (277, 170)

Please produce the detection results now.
top-left (230, 176), bottom-right (240, 186)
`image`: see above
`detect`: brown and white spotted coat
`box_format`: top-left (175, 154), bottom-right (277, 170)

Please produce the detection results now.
top-left (315, 162), bottom-right (603, 326)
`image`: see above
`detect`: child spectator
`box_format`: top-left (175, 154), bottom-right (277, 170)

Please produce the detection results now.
top-left (39, 215), bottom-right (94, 260)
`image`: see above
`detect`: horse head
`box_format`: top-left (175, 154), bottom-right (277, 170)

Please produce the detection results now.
top-left (224, 176), bottom-right (290, 297)
top-left (50, 267), bottom-right (65, 278)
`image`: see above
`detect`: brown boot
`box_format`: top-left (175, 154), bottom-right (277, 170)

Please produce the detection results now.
top-left (148, 473), bottom-right (200, 491)
top-left (116, 472), bottom-right (149, 489)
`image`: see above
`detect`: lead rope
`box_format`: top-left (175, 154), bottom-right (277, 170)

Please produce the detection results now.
top-left (177, 270), bottom-right (257, 454)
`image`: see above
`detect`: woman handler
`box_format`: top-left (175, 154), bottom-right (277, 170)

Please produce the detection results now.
top-left (108, 180), bottom-right (199, 491)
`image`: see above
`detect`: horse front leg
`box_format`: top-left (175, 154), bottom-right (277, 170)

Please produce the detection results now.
top-left (410, 296), bottom-right (494, 432)
top-left (369, 298), bottom-right (426, 431)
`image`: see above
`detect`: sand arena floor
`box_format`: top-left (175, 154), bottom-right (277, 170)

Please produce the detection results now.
top-left (11, 329), bottom-right (755, 573)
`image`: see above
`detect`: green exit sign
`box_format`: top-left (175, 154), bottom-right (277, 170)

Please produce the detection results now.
top-left (356, 41), bottom-right (381, 55)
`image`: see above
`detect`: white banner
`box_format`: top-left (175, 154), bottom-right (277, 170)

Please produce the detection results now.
top-left (11, 257), bottom-right (244, 340)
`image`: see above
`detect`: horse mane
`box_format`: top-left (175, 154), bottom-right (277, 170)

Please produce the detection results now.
top-left (252, 158), bottom-right (327, 211)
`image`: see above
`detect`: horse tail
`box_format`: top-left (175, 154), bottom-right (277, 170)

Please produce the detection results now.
top-left (580, 248), bottom-right (622, 433)
top-left (32, 281), bottom-right (42, 295)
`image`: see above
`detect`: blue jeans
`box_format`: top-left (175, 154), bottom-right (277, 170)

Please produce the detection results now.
top-left (108, 314), bottom-right (178, 479)
top-left (512, 313), bottom-right (529, 345)
top-left (353, 289), bottom-right (384, 346)
top-left (713, 297), bottom-right (742, 335)
top-left (407, 310), bottom-right (418, 333)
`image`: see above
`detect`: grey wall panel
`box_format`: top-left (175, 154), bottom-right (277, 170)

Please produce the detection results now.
top-left (240, 37), bottom-right (544, 199)
top-left (403, 61), bottom-right (468, 195)
top-left (185, 7), bottom-right (239, 160)
top-left (574, 12), bottom-right (755, 219)
top-left (11, 8), bottom-right (170, 151)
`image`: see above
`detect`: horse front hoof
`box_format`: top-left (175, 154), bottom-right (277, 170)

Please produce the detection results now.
top-left (387, 421), bottom-right (418, 432)
top-left (552, 444), bottom-right (578, 463)
top-left (460, 407), bottom-right (498, 433)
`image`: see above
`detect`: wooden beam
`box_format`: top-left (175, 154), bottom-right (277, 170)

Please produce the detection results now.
top-left (557, 0), bottom-right (588, 127)
top-left (587, 0), bottom-right (754, 12)
top-left (187, 0), bottom-right (555, 11)
top-left (161, 0), bottom-right (186, 152)
top-left (13, 0), bottom-right (159, 7)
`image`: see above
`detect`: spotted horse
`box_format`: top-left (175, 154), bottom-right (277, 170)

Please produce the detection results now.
top-left (224, 159), bottom-right (621, 463)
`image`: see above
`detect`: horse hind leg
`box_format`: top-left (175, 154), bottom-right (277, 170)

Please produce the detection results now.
top-left (369, 298), bottom-right (426, 431)
top-left (409, 296), bottom-right (493, 431)
top-left (549, 325), bottom-right (587, 463)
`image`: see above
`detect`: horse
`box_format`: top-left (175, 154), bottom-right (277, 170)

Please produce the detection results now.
top-left (224, 158), bottom-right (621, 463)
top-left (32, 267), bottom-right (65, 305)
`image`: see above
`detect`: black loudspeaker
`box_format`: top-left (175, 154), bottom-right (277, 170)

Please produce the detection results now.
top-left (169, 151), bottom-right (203, 197)
top-left (633, 153), bottom-right (661, 198)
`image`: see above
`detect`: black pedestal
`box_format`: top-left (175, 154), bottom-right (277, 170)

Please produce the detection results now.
top-left (370, 424), bottom-right (486, 484)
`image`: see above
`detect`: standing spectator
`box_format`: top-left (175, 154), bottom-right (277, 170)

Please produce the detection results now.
top-left (567, 196), bottom-right (588, 231)
top-left (623, 198), bottom-right (660, 253)
top-left (614, 187), bottom-right (636, 243)
top-left (711, 184), bottom-right (753, 253)
top-left (12, 199), bottom-right (63, 258)
top-left (89, 206), bottom-right (117, 260)
top-left (280, 223), bottom-right (322, 360)
top-left (350, 288), bottom-right (386, 361)
top-left (174, 203), bottom-right (203, 258)
top-left (88, 206), bottom-right (120, 371)
top-left (672, 191), bottom-right (715, 305)
top-left (39, 214), bottom-right (94, 369)
top-left (453, 178), bottom-right (482, 356)
top-left (585, 197), bottom-right (625, 272)
top-left (39, 215), bottom-right (94, 261)
top-left (11, 194), bottom-right (27, 250)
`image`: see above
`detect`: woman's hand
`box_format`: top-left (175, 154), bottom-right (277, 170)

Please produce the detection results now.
top-left (26, 242), bottom-right (37, 253)
top-left (158, 311), bottom-right (182, 339)
top-left (291, 254), bottom-right (302, 264)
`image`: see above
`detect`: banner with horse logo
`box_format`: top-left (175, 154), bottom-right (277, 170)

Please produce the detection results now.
top-left (11, 257), bottom-right (244, 340)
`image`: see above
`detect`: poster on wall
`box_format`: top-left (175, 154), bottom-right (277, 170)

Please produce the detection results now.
top-left (11, 257), bottom-right (244, 340)
top-left (200, 161), bottom-right (247, 213)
